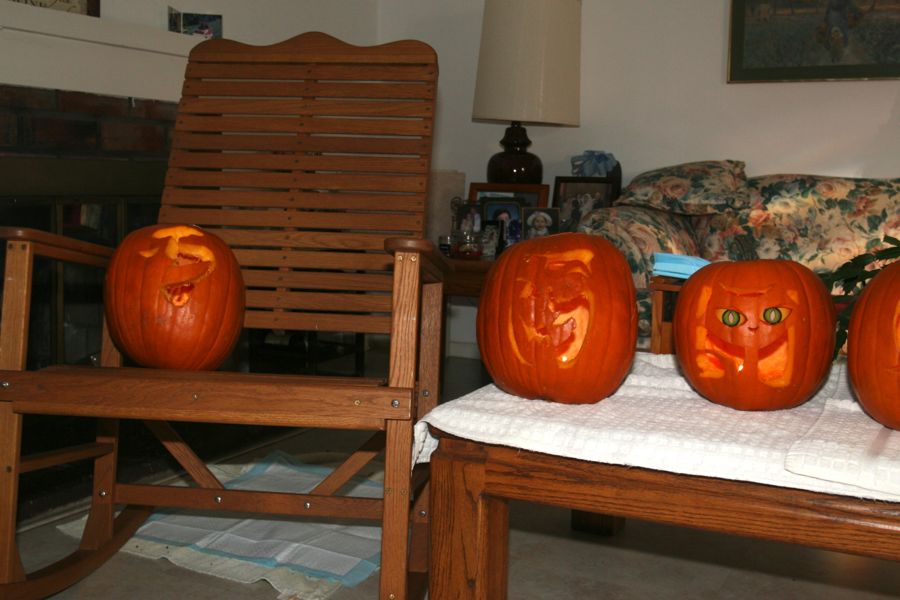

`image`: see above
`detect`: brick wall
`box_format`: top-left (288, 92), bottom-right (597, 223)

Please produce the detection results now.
top-left (0, 83), bottom-right (176, 159)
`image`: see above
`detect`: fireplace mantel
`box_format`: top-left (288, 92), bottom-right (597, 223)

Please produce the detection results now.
top-left (0, 2), bottom-right (198, 102)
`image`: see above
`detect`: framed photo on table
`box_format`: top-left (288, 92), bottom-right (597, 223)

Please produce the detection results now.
top-left (523, 207), bottom-right (560, 240)
top-left (552, 176), bottom-right (616, 232)
top-left (468, 183), bottom-right (549, 208)
top-left (469, 183), bottom-right (549, 248)
top-left (481, 199), bottom-right (524, 246)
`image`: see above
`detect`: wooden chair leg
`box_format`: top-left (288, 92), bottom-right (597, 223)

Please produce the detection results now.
top-left (79, 419), bottom-right (120, 551)
top-left (380, 420), bottom-right (413, 600)
top-left (0, 403), bottom-right (26, 584)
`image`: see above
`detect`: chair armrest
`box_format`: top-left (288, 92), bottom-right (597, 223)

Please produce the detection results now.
top-left (384, 237), bottom-right (450, 284)
top-left (0, 227), bottom-right (114, 268)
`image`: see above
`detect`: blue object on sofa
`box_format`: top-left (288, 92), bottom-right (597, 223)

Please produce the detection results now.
top-left (652, 253), bottom-right (710, 279)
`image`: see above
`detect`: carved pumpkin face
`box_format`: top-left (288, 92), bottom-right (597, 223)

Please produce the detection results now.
top-left (105, 224), bottom-right (245, 370)
top-left (848, 260), bottom-right (900, 428)
top-left (477, 233), bottom-right (637, 404)
top-left (674, 260), bottom-right (835, 410)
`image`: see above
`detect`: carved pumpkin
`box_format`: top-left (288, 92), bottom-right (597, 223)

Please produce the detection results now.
top-left (674, 260), bottom-right (835, 410)
top-left (104, 224), bottom-right (245, 370)
top-left (476, 232), bottom-right (637, 404)
top-left (848, 260), bottom-right (900, 428)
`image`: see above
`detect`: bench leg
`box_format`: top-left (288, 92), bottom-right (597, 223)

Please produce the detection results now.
top-left (429, 438), bottom-right (509, 600)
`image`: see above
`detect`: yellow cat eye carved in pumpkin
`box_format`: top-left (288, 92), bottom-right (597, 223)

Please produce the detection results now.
top-left (716, 308), bottom-right (745, 327)
top-left (762, 306), bottom-right (791, 324)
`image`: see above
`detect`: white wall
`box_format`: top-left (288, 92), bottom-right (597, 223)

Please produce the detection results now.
top-left (379, 0), bottom-right (899, 185)
top-left (4, 0), bottom-right (894, 179)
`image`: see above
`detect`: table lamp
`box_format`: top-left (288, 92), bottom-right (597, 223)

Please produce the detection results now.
top-left (472, 0), bottom-right (582, 184)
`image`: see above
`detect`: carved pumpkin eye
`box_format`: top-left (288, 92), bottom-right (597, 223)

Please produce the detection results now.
top-left (717, 308), bottom-right (746, 327)
top-left (762, 306), bottom-right (791, 324)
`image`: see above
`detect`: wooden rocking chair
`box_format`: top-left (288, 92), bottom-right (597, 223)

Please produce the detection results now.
top-left (0, 32), bottom-right (442, 600)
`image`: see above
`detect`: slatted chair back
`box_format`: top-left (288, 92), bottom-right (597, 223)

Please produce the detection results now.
top-left (159, 32), bottom-right (437, 337)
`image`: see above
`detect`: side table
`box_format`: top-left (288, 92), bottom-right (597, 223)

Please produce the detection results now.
top-left (444, 259), bottom-right (492, 297)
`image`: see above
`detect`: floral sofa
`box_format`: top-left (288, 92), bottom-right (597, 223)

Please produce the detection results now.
top-left (578, 160), bottom-right (900, 339)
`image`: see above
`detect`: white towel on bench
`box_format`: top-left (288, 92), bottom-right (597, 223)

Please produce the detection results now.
top-left (785, 375), bottom-right (900, 496)
top-left (416, 354), bottom-right (900, 503)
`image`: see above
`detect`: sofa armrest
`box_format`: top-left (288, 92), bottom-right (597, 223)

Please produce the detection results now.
top-left (578, 206), bottom-right (699, 290)
top-left (578, 206), bottom-right (699, 342)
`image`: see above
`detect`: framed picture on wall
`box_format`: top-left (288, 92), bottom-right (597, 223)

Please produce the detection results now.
top-left (551, 176), bottom-right (616, 232)
top-left (9, 0), bottom-right (99, 15)
top-left (728, 0), bottom-right (900, 82)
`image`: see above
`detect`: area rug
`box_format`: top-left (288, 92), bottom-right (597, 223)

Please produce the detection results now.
top-left (59, 451), bottom-right (383, 599)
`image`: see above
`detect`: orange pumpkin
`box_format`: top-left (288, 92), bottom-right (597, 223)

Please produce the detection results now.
top-left (476, 232), bottom-right (637, 404)
top-left (104, 224), bottom-right (245, 370)
top-left (674, 260), bottom-right (835, 410)
top-left (848, 260), bottom-right (900, 428)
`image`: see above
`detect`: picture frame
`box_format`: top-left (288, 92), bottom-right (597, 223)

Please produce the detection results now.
top-left (453, 200), bottom-right (483, 234)
top-left (480, 220), bottom-right (501, 259)
top-left (468, 182), bottom-right (549, 208)
top-left (552, 176), bottom-right (616, 233)
top-left (482, 199), bottom-right (525, 246)
top-left (9, 0), bottom-right (99, 16)
top-left (523, 207), bottom-right (560, 240)
top-left (168, 8), bottom-right (224, 39)
top-left (728, 0), bottom-right (900, 83)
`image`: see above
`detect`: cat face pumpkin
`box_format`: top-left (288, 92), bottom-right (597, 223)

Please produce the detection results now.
top-left (674, 260), bottom-right (835, 411)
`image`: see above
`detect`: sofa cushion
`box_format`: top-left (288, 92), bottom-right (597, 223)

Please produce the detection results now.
top-left (615, 160), bottom-right (750, 215)
top-left (695, 174), bottom-right (900, 273)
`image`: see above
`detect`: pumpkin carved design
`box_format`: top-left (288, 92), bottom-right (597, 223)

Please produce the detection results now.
top-left (674, 260), bottom-right (835, 410)
top-left (104, 224), bottom-right (245, 370)
top-left (476, 233), bottom-right (637, 404)
top-left (848, 260), bottom-right (900, 428)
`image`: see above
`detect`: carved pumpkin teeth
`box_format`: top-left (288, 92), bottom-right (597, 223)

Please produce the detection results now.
top-left (163, 282), bottom-right (195, 307)
top-left (173, 252), bottom-right (202, 267)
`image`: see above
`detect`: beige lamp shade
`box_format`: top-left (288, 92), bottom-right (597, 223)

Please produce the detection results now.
top-left (472, 0), bottom-right (581, 126)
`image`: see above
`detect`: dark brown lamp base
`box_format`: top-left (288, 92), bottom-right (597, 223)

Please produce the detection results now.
top-left (486, 121), bottom-right (543, 184)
